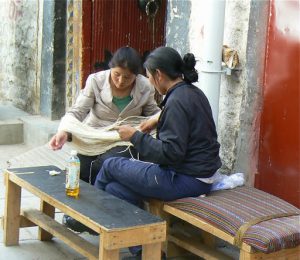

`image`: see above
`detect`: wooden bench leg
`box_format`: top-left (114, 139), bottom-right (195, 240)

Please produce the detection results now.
top-left (99, 234), bottom-right (119, 260)
top-left (142, 242), bottom-right (161, 260)
top-left (147, 200), bottom-right (189, 258)
top-left (99, 247), bottom-right (119, 260)
top-left (38, 200), bottom-right (55, 241)
top-left (4, 173), bottom-right (21, 246)
top-left (167, 240), bottom-right (190, 258)
top-left (202, 230), bottom-right (216, 248)
top-left (240, 250), bottom-right (249, 260)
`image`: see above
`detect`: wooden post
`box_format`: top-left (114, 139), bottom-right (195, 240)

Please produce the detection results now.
top-left (143, 242), bottom-right (161, 260)
top-left (99, 233), bottom-right (119, 260)
top-left (38, 200), bottom-right (55, 241)
top-left (3, 172), bottom-right (21, 245)
top-left (202, 230), bottom-right (216, 248)
top-left (147, 200), bottom-right (188, 258)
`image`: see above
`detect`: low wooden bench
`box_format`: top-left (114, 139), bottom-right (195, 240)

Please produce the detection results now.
top-left (148, 186), bottom-right (300, 260)
top-left (3, 165), bottom-right (166, 260)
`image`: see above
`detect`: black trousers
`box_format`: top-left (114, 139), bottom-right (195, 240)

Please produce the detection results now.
top-left (77, 146), bottom-right (137, 185)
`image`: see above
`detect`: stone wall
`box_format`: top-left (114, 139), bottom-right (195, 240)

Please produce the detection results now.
top-left (0, 0), bottom-right (41, 114)
top-left (218, 1), bottom-right (251, 174)
top-left (233, 1), bottom-right (269, 184)
top-left (165, 0), bottom-right (191, 55)
top-left (165, 0), bottom-right (267, 183)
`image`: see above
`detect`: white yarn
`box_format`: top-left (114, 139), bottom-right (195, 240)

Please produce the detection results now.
top-left (58, 115), bottom-right (153, 156)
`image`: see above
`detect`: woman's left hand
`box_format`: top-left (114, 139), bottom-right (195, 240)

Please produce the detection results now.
top-left (139, 118), bottom-right (158, 133)
top-left (116, 125), bottom-right (137, 141)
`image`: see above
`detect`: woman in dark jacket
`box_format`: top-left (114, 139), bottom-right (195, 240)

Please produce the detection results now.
top-left (94, 46), bottom-right (221, 258)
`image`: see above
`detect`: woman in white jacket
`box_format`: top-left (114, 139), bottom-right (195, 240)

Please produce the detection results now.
top-left (49, 46), bottom-right (160, 233)
top-left (50, 46), bottom-right (160, 184)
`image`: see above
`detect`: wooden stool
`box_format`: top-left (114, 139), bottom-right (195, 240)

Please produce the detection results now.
top-left (148, 186), bottom-right (300, 259)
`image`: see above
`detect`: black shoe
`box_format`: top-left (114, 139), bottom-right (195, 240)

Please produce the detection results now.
top-left (122, 251), bottom-right (166, 260)
top-left (122, 251), bottom-right (142, 260)
top-left (62, 214), bottom-right (98, 235)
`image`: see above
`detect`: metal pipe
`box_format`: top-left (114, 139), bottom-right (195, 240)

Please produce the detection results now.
top-left (198, 0), bottom-right (226, 128)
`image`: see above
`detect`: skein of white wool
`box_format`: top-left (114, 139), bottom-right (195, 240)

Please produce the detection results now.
top-left (58, 115), bottom-right (155, 156)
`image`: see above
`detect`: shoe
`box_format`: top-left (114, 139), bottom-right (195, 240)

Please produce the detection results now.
top-left (122, 251), bottom-right (166, 260)
top-left (122, 251), bottom-right (142, 260)
top-left (62, 214), bottom-right (98, 235)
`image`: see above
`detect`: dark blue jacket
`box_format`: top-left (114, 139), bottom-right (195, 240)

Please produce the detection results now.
top-left (130, 81), bottom-right (221, 178)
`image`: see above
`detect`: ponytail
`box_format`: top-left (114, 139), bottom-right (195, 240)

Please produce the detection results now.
top-left (182, 53), bottom-right (198, 84)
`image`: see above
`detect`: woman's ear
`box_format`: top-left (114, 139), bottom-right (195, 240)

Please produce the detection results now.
top-left (155, 69), bottom-right (163, 82)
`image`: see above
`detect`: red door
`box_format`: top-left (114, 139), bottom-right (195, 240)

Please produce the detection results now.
top-left (256, 0), bottom-right (300, 207)
top-left (81, 0), bottom-right (166, 86)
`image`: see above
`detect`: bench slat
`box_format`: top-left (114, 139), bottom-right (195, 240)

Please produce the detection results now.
top-left (168, 232), bottom-right (233, 260)
top-left (239, 245), bottom-right (300, 260)
top-left (103, 223), bottom-right (166, 249)
top-left (22, 209), bottom-right (98, 260)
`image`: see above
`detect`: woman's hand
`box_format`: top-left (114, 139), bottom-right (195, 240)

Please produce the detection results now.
top-left (48, 131), bottom-right (68, 150)
top-left (139, 118), bottom-right (158, 133)
top-left (116, 125), bottom-right (137, 141)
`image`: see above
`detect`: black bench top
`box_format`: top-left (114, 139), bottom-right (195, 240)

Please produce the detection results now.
top-left (7, 165), bottom-right (163, 230)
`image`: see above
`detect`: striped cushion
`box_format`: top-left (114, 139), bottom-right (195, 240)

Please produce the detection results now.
top-left (166, 186), bottom-right (300, 253)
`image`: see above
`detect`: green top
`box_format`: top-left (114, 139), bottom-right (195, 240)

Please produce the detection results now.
top-left (112, 95), bottom-right (132, 112)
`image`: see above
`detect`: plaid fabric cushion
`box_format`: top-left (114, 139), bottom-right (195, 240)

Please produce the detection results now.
top-left (166, 186), bottom-right (300, 253)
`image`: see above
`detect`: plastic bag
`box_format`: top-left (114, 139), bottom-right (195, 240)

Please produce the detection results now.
top-left (211, 172), bottom-right (245, 191)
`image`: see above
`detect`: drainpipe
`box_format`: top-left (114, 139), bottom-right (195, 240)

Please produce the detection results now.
top-left (198, 0), bottom-right (226, 128)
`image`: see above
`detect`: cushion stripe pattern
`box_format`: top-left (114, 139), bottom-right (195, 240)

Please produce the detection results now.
top-left (166, 186), bottom-right (300, 253)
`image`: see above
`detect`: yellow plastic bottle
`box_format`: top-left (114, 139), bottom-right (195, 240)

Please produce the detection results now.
top-left (66, 150), bottom-right (80, 198)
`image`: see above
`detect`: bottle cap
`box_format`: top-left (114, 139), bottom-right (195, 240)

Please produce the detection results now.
top-left (70, 150), bottom-right (77, 156)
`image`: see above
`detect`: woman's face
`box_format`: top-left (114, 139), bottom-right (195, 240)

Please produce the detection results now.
top-left (110, 67), bottom-right (136, 91)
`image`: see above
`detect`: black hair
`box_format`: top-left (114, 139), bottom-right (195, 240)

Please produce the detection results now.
top-left (109, 46), bottom-right (142, 75)
top-left (144, 46), bottom-right (198, 84)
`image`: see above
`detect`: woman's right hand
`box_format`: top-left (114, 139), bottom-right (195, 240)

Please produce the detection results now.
top-left (48, 131), bottom-right (68, 150)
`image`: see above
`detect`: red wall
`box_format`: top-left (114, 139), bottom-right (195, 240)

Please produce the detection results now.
top-left (81, 0), bottom-right (166, 86)
top-left (256, 0), bottom-right (300, 207)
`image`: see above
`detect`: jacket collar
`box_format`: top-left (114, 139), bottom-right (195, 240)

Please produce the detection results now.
top-left (101, 70), bottom-right (114, 104)
top-left (159, 81), bottom-right (186, 109)
top-left (101, 70), bottom-right (141, 114)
